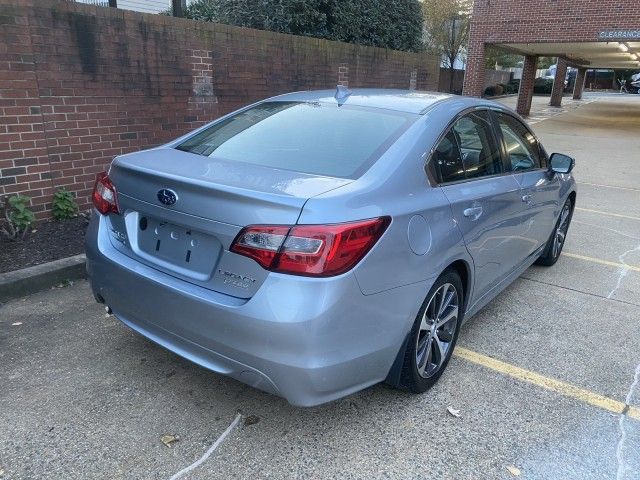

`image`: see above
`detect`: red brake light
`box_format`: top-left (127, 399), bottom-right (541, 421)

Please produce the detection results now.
top-left (231, 217), bottom-right (390, 277)
top-left (92, 172), bottom-right (119, 215)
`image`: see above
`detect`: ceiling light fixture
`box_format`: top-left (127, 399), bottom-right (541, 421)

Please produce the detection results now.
top-left (631, 53), bottom-right (639, 60)
top-left (618, 42), bottom-right (629, 52)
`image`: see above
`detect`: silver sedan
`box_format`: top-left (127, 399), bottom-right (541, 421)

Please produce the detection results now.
top-left (86, 89), bottom-right (576, 406)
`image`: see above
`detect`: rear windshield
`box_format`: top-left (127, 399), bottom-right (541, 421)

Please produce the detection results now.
top-left (176, 101), bottom-right (417, 179)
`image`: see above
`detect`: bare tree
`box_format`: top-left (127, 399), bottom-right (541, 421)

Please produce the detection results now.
top-left (422, 0), bottom-right (472, 93)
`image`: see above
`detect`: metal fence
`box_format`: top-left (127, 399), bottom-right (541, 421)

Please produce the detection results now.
top-left (74, 0), bottom-right (110, 6)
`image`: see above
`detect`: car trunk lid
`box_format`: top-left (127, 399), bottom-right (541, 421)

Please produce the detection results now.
top-left (104, 147), bottom-right (351, 298)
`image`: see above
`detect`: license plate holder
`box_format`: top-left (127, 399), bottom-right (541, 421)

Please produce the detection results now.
top-left (136, 216), bottom-right (218, 275)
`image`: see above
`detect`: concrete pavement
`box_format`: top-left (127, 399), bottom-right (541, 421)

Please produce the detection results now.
top-left (1, 96), bottom-right (639, 480)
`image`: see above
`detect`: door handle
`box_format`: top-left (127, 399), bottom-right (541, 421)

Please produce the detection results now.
top-left (522, 194), bottom-right (533, 204)
top-left (463, 206), bottom-right (483, 218)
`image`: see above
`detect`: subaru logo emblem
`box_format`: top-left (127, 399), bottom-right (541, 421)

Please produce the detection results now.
top-left (157, 188), bottom-right (178, 206)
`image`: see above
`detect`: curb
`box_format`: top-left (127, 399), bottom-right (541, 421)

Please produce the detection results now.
top-left (485, 93), bottom-right (518, 100)
top-left (0, 254), bottom-right (87, 303)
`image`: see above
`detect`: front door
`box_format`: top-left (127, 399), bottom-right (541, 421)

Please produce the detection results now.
top-left (493, 112), bottom-right (561, 256)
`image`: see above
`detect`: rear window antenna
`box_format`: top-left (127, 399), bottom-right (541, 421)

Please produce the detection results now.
top-left (335, 85), bottom-right (352, 104)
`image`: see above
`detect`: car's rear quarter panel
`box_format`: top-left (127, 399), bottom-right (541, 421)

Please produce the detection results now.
top-left (300, 107), bottom-right (474, 298)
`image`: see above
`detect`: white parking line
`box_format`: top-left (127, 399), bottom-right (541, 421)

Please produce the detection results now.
top-left (168, 413), bottom-right (242, 480)
top-left (577, 182), bottom-right (640, 192)
top-left (575, 208), bottom-right (640, 222)
top-left (523, 99), bottom-right (596, 125)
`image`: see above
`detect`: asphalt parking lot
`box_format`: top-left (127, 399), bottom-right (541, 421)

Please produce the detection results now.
top-left (1, 95), bottom-right (639, 480)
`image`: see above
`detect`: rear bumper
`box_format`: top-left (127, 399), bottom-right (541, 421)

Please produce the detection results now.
top-left (85, 214), bottom-right (428, 406)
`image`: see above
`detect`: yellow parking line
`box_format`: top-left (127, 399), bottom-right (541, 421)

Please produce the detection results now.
top-left (575, 207), bottom-right (640, 222)
top-left (454, 347), bottom-right (640, 421)
top-left (563, 252), bottom-right (640, 272)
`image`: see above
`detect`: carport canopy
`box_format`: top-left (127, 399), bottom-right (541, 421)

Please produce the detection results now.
top-left (486, 40), bottom-right (640, 115)
top-left (461, 0), bottom-right (640, 114)
top-left (494, 41), bottom-right (640, 69)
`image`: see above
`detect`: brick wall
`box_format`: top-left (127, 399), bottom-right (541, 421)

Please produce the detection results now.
top-left (0, 0), bottom-right (440, 219)
top-left (463, 0), bottom-right (640, 96)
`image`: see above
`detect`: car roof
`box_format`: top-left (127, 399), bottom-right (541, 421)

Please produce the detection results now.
top-left (268, 89), bottom-right (458, 115)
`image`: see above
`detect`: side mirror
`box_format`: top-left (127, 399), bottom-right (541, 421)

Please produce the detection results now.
top-left (549, 153), bottom-right (575, 174)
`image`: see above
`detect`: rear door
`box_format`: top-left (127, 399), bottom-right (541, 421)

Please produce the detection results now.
top-left (432, 110), bottom-right (526, 302)
top-left (493, 111), bottom-right (560, 256)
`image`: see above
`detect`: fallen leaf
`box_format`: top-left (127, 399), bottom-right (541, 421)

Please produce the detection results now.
top-left (11, 322), bottom-right (22, 326)
top-left (244, 415), bottom-right (260, 426)
top-left (446, 406), bottom-right (461, 418)
top-left (161, 434), bottom-right (179, 447)
top-left (0, 468), bottom-right (4, 476)
top-left (507, 466), bottom-right (521, 476)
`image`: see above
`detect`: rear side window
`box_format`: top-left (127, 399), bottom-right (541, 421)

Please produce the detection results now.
top-left (176, 101), bottom-right (416, 179)
top-left (430, 111), bottom-right (502, 184)
top-left (432, 130), bottom-right (465, 183)
top-left (496, 113), bottom-right (542, 171)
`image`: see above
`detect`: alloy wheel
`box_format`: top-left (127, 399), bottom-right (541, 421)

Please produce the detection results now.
top-left (552, 202), bottom-right (572, 259)
top-left (415, 283), bottom-right (459, 378)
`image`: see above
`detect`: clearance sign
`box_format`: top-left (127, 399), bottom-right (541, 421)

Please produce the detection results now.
top-left (599, 30), bottom-right (640, 40)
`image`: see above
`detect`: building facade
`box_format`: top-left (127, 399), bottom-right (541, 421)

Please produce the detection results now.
top-left (463, 0), bottom-right (640, 114)
top-left (0, 0), bottom-right (439, 218)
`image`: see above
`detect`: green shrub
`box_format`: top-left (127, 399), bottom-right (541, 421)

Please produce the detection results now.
top-left (178, 0), bottom-right (424, 52)
top-left (52, 188), bottom-right (79, 220)
top-left (534, 77), bottom-right (554, 94)
top-left (494, 84), bottom-right (504, 96)
top-left (507, 79), bottom-right (520, 94)
top-left (0, 194), bottom-right (35, 241)
top-left (484, 85), bottom-right (496, 97)
top-left (329, 0), bottom-right (424, 52)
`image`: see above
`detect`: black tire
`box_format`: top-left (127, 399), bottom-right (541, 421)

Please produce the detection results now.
top-left (398, 269), bottom-right (464, 393)
top-left (536, 197), bottom-right (574, 267)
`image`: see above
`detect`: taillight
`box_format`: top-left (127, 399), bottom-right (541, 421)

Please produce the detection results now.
top-left (92, 172), bottom-right (119, 215)
top-left (230, 226), bottom-right (289, 268)
top-left (231, 217), bottom-right (390, 277)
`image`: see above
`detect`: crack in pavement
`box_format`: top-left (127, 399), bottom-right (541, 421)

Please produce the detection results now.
top-left (572, 220), bottom-right (640, 242)
top-left (616, 362), bottom-right (640, 480)
top-left (567, 218), bottom-right (640, 301)
top-left (607, 243), bottom-right (640, 300)
top-left (520, 276), bottom-right (640, 308)
top-left (168, 413), bottom-right (243, 480)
